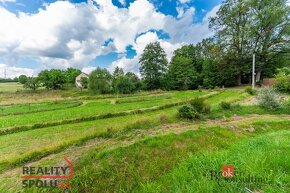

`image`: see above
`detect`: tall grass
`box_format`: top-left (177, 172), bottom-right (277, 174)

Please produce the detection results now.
top-left (140, 130), bottom-right (290, 193)
top-left (64, 121), bottom-right (289, 193)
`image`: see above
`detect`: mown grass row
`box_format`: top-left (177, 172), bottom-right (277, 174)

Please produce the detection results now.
top-left (0, 90), bottom-right (249, 173)
top-left (0, 90), bottom-right (206, 129)
top-left (0, 92), bottom-right (218, 136)
top-left (0, 91), bottom-right (235, 173)
top-left (114, 95), bottom-right (172, 104)
top-left (0, 101), bottom-right (83, 116)
top-left (78, 90), bottom-right (168, 100)
top-left (0, 107), bottom-right (178, 173)
top-left (41, 119), bottom-right (289, 193)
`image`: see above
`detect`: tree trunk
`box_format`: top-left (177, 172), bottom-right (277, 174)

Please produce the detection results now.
top-left (256, 71), bottom-right (261, 82)
top-left (237, 74), bottom-right (242, 85)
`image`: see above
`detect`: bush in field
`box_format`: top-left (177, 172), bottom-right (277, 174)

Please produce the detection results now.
top-left (257, 87), bottom-right (283, 110)
top-left (219, 101), bottom-right (231, 110)
top-left (89, 68), bottom-right (112, 94)
top-left (18, 75), bottom-right (28, 84)
top-left (113, 76), bottom-right (136, 94)
top-left (178, 105), bottom-right (197, 120)
top-left (80, 77), bottom-right (88, 89)
top-left (245, 86), bottom-right (257, 95)
top-left (273, 67), bottom-right (290, 93)
top-left (190, 98), bottom-right (211, 114)
top-left (65, 68), bottom-right (81, 84)
top-left (112, 67), bottom-right (141, 94)
top-left (38, 69), bottom-right (66, 90)
top-left (24, 77), bottom-right (40, 91)
top-left (178, 98), bottom-right (211, 120)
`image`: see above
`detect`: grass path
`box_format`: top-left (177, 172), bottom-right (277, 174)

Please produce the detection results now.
top-left (0, 114), bottom-right (288, 192)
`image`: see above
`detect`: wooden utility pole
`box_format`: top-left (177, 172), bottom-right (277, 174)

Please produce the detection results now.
top-left (252, 54), bottom-right (255, 89)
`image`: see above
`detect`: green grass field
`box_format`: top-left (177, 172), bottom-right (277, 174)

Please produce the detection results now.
top-left (0, 82), bottom-right (27, 92)
top-left (0, 87), bottom-right (288, 193)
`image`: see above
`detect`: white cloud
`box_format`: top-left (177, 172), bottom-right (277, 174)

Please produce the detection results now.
top-left (82, 66), bottom-right (96, 75)
top-left (0, 0), bottom-right (165, 70)
top-left (165, 5), bottom-right (220, 44)
top-left (0, 0), bottom-right (15, 3)
top-left (176, 6), bottom-right (185, 18)
top-left (118, 0), bottom-right (126, 6)
top-left (108, 31), bottom-right (182, 75)
top-left (0, 0), bottom-right (220, 75)
top-left (179, 0), bottom-right (191, 4)
top-left (0, 64), bottom-right (34, 78)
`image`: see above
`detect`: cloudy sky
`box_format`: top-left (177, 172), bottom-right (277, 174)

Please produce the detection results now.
top-left (0, 0), bottom-right (221, 78)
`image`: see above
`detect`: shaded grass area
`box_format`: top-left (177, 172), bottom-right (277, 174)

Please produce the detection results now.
top-left (57, 120), bottom-right (289, 193)
top-left (139, 130), bottom-right (290, 193)
top-left (0, 101), bottom-right (82, 116)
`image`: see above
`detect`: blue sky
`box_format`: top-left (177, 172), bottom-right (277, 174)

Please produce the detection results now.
top-left (0, 0), bottom-right (221, 78)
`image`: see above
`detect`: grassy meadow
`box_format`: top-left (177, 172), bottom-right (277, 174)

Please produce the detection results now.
top-left (0, 82), bottom-right (27, 92)
top-left (0, 82), bottom-right (289, 192)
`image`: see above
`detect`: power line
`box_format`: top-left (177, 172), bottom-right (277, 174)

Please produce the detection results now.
top-left (4, 68), bottom-right (7, 79)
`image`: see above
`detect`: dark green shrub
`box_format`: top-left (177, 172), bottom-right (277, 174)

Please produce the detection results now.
top-left (219, 101), bottom-right (232, 110)
top-left (190, 98), bottom-right (211, 114)
top-left (245, 86), bottom-right (257, 95)
top-left (178, 105), bottom-right (196, 119)
top-left (273, 68), bottom-right (290, 93)
top-left (190, 98), bottom-right (206, 113)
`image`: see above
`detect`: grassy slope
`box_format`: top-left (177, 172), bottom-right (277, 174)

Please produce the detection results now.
top-left (61, 119), bottom-right (289, 193)
top-left (140, 130), bottom-right (290, 193)
top-left (0, 107), bottom-right (177, 172)
top-left (1, 88), bottom-right (288, 193)
top-left (0, 90), bottom-right (244, 173)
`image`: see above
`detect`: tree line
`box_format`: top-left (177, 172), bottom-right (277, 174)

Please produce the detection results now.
top-left (138, 0), bottom-right (289, 90)
top-left (18, 68), bottom-right (81, 90)
top-left (87, 0), bottom-right (289, 93)
top-left (17, 0), bottom-right (289, 93)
